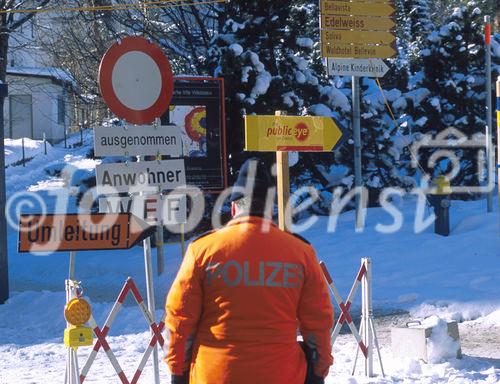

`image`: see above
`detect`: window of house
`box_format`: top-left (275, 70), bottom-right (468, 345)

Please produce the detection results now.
top-left (58, 96), bottom-right (65, 125)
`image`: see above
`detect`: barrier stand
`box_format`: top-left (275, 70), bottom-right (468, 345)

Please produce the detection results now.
top-left (320, 259), bottom-right (384, 377)
top-left (79, 277), bottom-right (166, 384)
top-left (358, 258), bottom-right (384, 377)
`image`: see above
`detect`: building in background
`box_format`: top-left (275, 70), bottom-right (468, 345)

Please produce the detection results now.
top-left (3, 7), bottom-right (87, 143)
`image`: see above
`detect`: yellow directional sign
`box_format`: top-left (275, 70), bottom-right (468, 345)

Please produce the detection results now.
top-left (321, 1), bottom-right (395, 17)
top-left (321, 30), bottom-right (395, 45)
top-left (321, 14), bottom-right (396, 31)
top-left (245, 115), bottom-right (344, 152)
top-left (322, 43), bottom-right (397, 59)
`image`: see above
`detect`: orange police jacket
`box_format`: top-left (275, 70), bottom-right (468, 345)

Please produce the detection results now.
top-left (165, 216), bottom-right (334, 384)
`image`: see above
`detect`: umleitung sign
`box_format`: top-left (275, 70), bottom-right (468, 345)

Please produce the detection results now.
top-left (18, 213), bottom-right (155, 253)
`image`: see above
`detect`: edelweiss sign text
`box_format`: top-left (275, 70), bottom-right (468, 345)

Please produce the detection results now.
top-left (245, 115), bottom-right (344, 152)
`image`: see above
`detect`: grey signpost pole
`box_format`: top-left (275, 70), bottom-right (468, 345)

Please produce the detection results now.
top-left (485, 16), bottom-right (493, 213)
top-left (352, 76), bottom-right (363, 230)
top-left (155, 118), bottom-right (165, 277)
top-left (0, 83), bottom-right (9, 304)
top-left (143, 235), bottom-right (160, 384)
top-left (138, 154), bottom-right (160, 384)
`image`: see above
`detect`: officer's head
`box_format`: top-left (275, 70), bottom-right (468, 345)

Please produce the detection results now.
top-left (229, 158), bottom-right (273, 218)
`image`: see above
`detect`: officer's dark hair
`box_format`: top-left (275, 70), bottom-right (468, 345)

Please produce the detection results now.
top-left (234, 196), bottom-right (267, 217)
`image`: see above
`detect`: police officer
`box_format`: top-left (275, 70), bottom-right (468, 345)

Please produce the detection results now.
top-left (165, 158), bottom-right (334, 384)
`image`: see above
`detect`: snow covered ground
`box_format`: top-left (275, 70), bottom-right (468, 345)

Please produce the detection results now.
top-left (0, 133), bottom-right (499, 383)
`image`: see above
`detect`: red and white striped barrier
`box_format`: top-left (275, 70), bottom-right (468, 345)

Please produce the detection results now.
top-left (79, 277), bottom-right (165, 384)
top-left (320, 261), bottom-right (368, 358)
top-left (320, 259), bottom-right (384, 378)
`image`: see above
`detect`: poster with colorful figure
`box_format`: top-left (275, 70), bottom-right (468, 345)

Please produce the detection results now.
top-left (161, 78), bottom-right (227, 191)
top-left (168, 105), bottom-right (207, 157)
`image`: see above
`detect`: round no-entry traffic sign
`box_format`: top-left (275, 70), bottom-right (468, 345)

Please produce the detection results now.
top-left (99, 36), bottom-right (174, 125)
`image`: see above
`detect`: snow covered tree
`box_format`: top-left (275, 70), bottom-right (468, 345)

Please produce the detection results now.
top-left (112, 0), bottom-right (222, 74)
top-left (210, 0), bottom-right (371, 215)
top-left (358, 79), bottom-right (417, 200)
top-left (399, 0), bottom-right (435, 74)
top-left (408, 2), bottom-right (490, 192)
top-left (209, 1), bottom-right (332, 178)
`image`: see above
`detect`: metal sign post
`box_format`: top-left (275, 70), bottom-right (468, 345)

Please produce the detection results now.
top-left (361, 258), bottom-right (373, 376)
top-left (64, 251), bottom-right (79, 384)
top-left (138, 151), bottom-right (160, 384)
top-left (156, 222), bottom-right (164, 276)
top-left (0, 83), bottom-right (9, 304)
top-left (143, 235), bottom-right (160, 384)
top-left (485, 16), bottom-right (493, 212)
top-left (320, 0), bottom-right (396, 230)
top-left (352, 76), bottom-right (363, 230)
top-left (496, 76), bottom-right (500, 230)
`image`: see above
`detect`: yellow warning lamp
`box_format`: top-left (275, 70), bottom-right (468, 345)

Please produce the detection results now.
top-left (434, 175), bottom-right (452, 195)
top-left (64, 298), bottom-right (91, 326)
top-left (64, 298), bottom-right (93, 348)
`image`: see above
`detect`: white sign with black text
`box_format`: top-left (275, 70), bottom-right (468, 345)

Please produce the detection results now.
top-left (327, 58), bottom-right (390, 78)
top-left (96, 159), bottom-right (186, 194)
top-left (98, 194), bottom-right (187, 225)
top-left (94, 125), bottom-right (183, 157)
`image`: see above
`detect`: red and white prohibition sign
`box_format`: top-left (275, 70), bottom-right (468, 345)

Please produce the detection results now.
top-left (98, 36), bottom-right (174, 125)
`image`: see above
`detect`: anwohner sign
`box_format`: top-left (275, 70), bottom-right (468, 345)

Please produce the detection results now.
top-left (96, 159), bottom-right (186, 194)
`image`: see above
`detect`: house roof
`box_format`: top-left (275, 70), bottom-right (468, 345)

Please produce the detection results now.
top-left (6, 66), bottom-right (77, 89)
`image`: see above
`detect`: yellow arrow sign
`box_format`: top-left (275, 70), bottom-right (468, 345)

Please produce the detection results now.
top-left (321, 1), bottom-right (395, 17)
top-left (322, 43), bottom-right (397, 58)
top-left (321, 29), bottom-right (395, 45)
top-left (321, 14), bottom-right (396, 31)
top-left (245, 115), bottom-right (344, 152)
